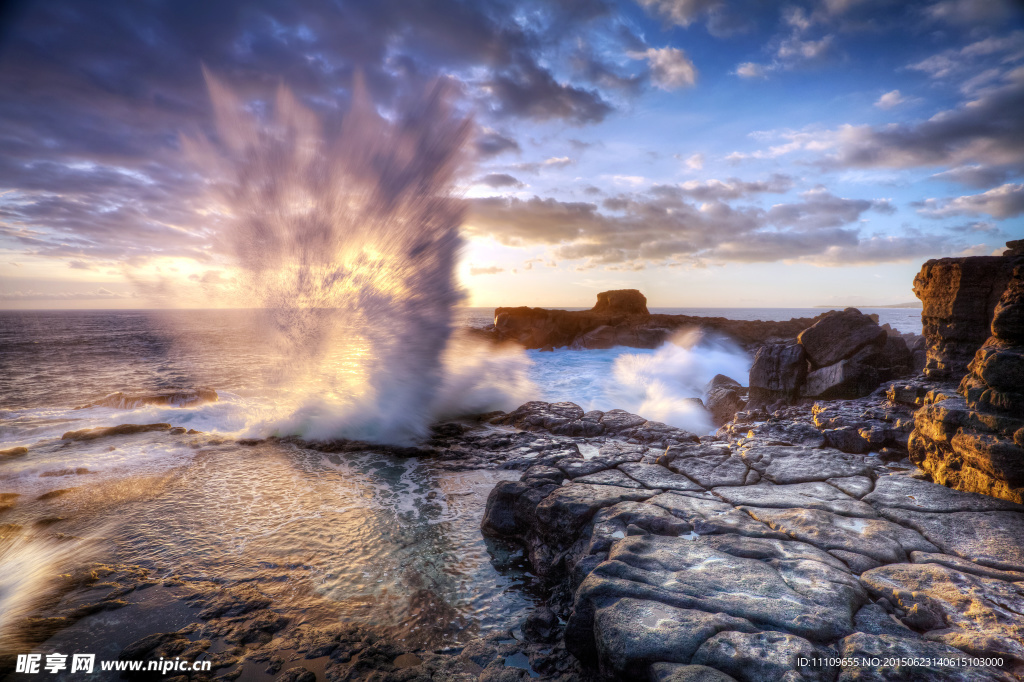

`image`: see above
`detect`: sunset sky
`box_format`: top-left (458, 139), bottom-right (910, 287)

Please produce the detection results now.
top-left (1, 0), bottom-right (1023, 309)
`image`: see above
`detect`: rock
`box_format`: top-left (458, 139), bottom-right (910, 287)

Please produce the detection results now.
top-left (276, 667), bottom-right (316, 682)
top-left (617, 463), bottom-right (704, 491)
top-left (77, 388), bottom-right (218, 410)
top-left (913, 250), bottom-right (1017, 380)
top-left (0, 446), bottom-right (28, 458)
top-left (853, 602), bottom-right (918, 638)
top-left (649, 663), bottom-right (739, 682)
top-left (592, 289), bottom-right (649, 315)
top-left (589, 598), bottom-right (756, 679)
top-left (860, 563), bottom-right (1024, 662)
top-left (713, 482), bottom-right (878, 518)
top-left (837, 632), bottom-right (1016, 681)
top-left (740, 445), bottom-right (874, 484)
top-left (910, 551), bottom-right (1024, 582)
top-left (494, 291), bottom-right (823, 350)
top-left (574, 469), bottom-right (647, 488)
top-left (659, 444), bottom-right (752, 487)
top-left (61, 423), bottom-right (173, 441)
top-left (704, 375), bottom-right (746, 427)
top-left (827, 476), bottom-right (874, 499)
top-left (876, 508), bottom-right (1024, 572)
top-left (824, 427), bottom-right (872, 454)
top-left (565, 534), bottom-right (866, 666)
top-left (748, 343), bottom-right (807, 407)
top-left (691, 630), bottom-right (833, 682)
top-left (802, 357), bottom-right (881, 401)
top-left (522, 606), bottom-right (558, 643)
top-left (798, 308), bottom-right (887, 370)
top-left (742, 507), bottom-right (937, 564)
top-left (863, 475), bottom-right (1024, 513)
top-left (649, 493), bottom-right (788, 539)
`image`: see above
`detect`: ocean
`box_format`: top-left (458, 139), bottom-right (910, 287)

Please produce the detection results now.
top-left (0, 305), bottom-right (922, 658)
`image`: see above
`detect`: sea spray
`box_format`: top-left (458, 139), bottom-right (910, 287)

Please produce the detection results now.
top-left (534, 329), bottom-right (751, 434)
top-left (183, 73), bottom-right (532, 442)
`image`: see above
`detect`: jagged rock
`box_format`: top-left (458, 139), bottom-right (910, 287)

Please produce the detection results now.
top-left (748, 343), bottom-right (807, 407)
top-left (802, 353), bottom-right (881, 401)
top-left (798, 308), bottom-right (887, 370)
top-left (914, 251), bottom-right (1017, 380)
top-left (704, 374), bottom-right (746, 427)
top-left (853, 602), bottom-right (919, 638)
top-left (837, 633), bottom-right (1016, 681)
top-left (690, 630), bottom-right (833, 682)
top-left (861, 563), bottom-right (1024, 663)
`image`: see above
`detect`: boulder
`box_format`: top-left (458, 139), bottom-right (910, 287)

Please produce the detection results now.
top-left (704, 374), bottom-right (745, 427)
top-left (802, 357), bottom-right (880, 400)
top-left (797, 308), bottom-right (887, 369)
top-left (748, 343), bottom-right (807, 407)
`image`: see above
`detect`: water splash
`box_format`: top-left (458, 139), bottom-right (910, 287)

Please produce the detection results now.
top-left (603, 330), bottom-right (750, 434)
top-left (184, 73), bottom-right (494, 443)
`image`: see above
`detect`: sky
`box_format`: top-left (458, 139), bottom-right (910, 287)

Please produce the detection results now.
top-left (1, 0), bottom-right (1023, 309)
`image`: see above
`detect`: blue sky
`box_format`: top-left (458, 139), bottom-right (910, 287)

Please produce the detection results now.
top-left (1, 0), bottom-right (1022, 308)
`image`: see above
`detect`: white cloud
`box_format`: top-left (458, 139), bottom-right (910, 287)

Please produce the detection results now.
top-left (629, 47), bottom-right (697, 90)
top-left (735, 62), bottom-right (768, 79)
top-left (916, 183), bottom-right (1024, 219)
top-left (875, 89), bottom-right (908, 109)
top-left (684, 153), bottom-right (704, 170)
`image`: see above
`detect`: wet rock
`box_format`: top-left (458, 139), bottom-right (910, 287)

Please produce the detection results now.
top-left (61, 423), bottom-right (172, 441)
top-left (574, 469), bottom-right (647, 488)
top-left (0, 446), bottom-right (28, 458)
top-left (713, 482), bottom-right (878, 518)
top-left (852, 602), bottom-right (919, 638)
top-left (649, 663), bottom-right (739, 682)
top-left (705, 375), bottom-right (746, 427)
top-left (909, 551), bottom-right (1024, 584)
top-left (742, 507), bottom-right (937, 564)
top-left (522, 606), bottom-right (558, 643)
top-left (565, 534), bottom-right (865, 666)
top-left (827, 476), bottom-right (874, 499)
top-left (590, 598), bottom-right (756, 679)
top-left (691, 630), bottom-right (833, 682)
top-left (650, 492), bottom-right (787, 539)
top-left (659, 444), bottom-right (751, 487)
top-left (798, 307), bottom-right (887, 370)
top-left (276, 667), bottom-right (317, 682)
top-left (748, 343), bottom-right (807, 407)
top-left (617, 462), bottom-right (703, 492)
top-left (837, 633), bottom-right (1016, 681)
top-left (740, 445), bottom-right (874, 484)
top-left (876, 508), bottom-right (1024, 572)
top-left (860, 562), bottom-right (1024, 662)
top-left (863, 474), bottom-right (1024, 513)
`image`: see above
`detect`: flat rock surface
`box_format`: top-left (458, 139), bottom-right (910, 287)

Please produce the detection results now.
top-left (864, 474), bottom-right (1024, 513)
top-left (714, 481), bottom-right (878, 518)
top-left (877, 508), bottom-right (1024, 572)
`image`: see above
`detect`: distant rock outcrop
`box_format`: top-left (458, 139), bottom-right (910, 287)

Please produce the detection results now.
top-left (910, 244), bottom-right (1024, 503)
top-left (492, 290), bottom-right (823, 351)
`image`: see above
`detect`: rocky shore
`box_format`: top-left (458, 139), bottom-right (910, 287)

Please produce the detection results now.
top-left (4, 243), bottom-right (1022, 682)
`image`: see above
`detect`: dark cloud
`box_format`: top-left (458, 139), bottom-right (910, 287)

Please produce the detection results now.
top-left (653, 173), bottom-right (793, 201)
top-left (483, 60), bottom-right (613, 124)
top-left (766, 188), bottom-right (895, 230)
top-left (475, 130), bottom-right (521, 158)
top-left (477, 173), bottom-right (523, 188)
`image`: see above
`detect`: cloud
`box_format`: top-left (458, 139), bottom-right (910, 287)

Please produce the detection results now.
top-left (929, 164), bottom-right (1010, 188)
top-left (665, 174), bottom-right (793, 201)
top-left (0, 287), bottom-right (129, 301)
top-left (476, 130), bottom-right (521, 158)
top-left (469, 265), bottom-right (505, 275)
top-left (477, 173), bottom-right (523, 188)
top-left (925, 0), bottom-right (1019, 25)
top-left (466, 182), bottom-right (929, 269)
top-left (684, 153), bottom-right (704, 170)
top-left (484, 61), bottom-right (613, 124)
top-left (734, 62), bottom-right (767, 79)
top-left (634, 0), bottom-right (750, 36)
top-left (511, 156), bottom-right (575, 174)
top-left (916, 183), bottom-right (1024, 219)
top-left (628, 47), bottom-right (697, 90)
top-left (875, 89), bottom-right (909, 109)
